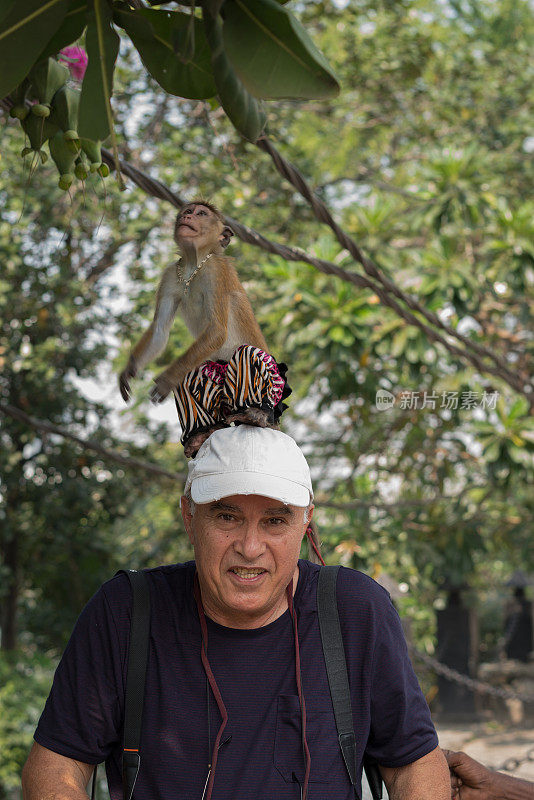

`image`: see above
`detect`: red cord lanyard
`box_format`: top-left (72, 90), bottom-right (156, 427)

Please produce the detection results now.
top-left (194, 576), bottom-right (228, 800)
top-left (287, 582), bottom-right (311, 799)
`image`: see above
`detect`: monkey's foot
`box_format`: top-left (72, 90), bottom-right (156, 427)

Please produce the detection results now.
top-left (183, 424), bottom-right (229, 458)
top-left (150, 373), bottom-right (175, 404)
top-left (224, 407), bottom-right (274, 428)
top-left (119, 374), bottom-right (132, 403)
top-left (119, 360), bottom-right (137, 403)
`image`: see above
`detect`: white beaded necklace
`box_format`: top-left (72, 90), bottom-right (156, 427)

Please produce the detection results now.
top-left (177, 252), bottom-right (213, 290)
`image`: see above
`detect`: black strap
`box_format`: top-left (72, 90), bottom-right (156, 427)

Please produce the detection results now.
top-left (117, 569), bottom-right (151, 800)
top-left (317, 565), bottom-right (383, 800)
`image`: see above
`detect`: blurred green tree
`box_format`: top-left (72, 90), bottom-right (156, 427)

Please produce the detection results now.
top-left (0, 0), bottom-right (533, 790)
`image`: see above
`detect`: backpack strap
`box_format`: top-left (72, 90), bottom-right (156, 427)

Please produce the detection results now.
top-left (117, 569), bottom-right (151, 800)
top-left (317, 565), bottom-right (383, 800)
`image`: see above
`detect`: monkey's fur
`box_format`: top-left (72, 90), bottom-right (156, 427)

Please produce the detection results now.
top-left (119, 202), bottom-right (269, 424)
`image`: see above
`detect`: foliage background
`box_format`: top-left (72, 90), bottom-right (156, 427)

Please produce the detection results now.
top-left (1, 0), bottom-right (533, 795)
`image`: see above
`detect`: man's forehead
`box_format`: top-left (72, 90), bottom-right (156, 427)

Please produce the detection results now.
top-left (205, 496), bottom-right (303, 514)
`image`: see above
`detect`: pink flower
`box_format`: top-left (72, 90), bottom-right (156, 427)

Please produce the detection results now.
top-left (59, 46), bottom-right (88, 82)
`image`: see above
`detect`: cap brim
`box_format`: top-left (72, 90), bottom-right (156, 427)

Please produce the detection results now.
top-left (190, 471), bottom-right (311, 507)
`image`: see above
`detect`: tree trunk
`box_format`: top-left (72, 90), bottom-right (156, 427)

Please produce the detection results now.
top-left (1, 523), bottom-right (19, 651)
top-left (1, 468), bottom-right (22, 652)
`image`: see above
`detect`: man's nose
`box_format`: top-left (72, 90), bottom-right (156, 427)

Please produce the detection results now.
top-left (233, 525), bottom-right (265, 560)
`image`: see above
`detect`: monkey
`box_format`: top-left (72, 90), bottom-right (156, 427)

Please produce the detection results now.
top-left (119, 201), bottom-right (269, 409)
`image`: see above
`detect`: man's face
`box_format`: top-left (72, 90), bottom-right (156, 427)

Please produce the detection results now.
top-left (181, 494), bottom-right (312, 628)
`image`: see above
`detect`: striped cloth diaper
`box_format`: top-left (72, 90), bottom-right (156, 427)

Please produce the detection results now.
top-left (173, 345), bottom-right (291, 456)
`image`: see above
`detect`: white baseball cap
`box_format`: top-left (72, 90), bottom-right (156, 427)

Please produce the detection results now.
top-left (185, 425), bottom-right (313, 507)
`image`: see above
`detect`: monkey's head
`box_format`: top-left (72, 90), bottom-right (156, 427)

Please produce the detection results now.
top-left (174, 201), bottom-right (234, 256)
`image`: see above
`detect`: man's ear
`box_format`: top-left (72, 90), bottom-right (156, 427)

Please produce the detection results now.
top-left (181, 496), bottom-right (194, 544)
top-left (218, 226), bottom-right (234, 249)
top-left (303, 504), bottom-right (314, 533)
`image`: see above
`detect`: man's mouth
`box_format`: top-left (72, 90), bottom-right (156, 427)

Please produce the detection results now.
top-left (229, 567), bottom-right (266, 580)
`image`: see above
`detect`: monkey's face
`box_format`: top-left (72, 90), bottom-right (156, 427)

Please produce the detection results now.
top-left (175, 204), bottom-right (224, 251)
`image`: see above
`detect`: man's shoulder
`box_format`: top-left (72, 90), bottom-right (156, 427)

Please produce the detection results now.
top-left (336, 565), bottom-right (391, 604)
top-left (299, 560), bottom-right (392, 611)
top-left (298, 562), bottom-right (398, 653)
top-left (100, 561), bottom-right (196, 610)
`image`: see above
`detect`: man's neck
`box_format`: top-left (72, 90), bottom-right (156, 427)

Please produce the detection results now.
top-left (198, 566), bottom-right (300, 630)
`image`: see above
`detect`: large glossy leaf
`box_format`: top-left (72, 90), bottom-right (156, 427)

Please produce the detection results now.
top-left (39, 0), bottom-right (87, 61)
top-left (78, 0), bottom-right (119, 141)
top-left (0, 0), bottom-right (70, 99)
top-left (0, 0), bottom-right (16, 26)
top-left (203, 11), bottom-right (266, 143)
top-left (114, 8), bottom-right (216, 99)
top-left (222, 0), bottom-right (340, 100)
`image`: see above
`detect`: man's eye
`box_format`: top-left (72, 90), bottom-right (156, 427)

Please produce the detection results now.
top-left (268, 518), bottom-right (285, 526)
top-left (218, 513), bottom-right (235, 522)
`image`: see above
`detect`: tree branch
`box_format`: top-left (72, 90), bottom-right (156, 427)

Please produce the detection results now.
top-left (0, 402), bottom-right (185, 483)
top-left (255, 136), bottom-right (532, 403)
top-left (1, 95), bottom-right (530, 403)
top-left (96, 146), bottom-right (533, 404)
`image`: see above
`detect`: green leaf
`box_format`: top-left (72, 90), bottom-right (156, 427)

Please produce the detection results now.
top-left (508, 445), bottom-right (530, 465)
top-left (78, 0), bottom-right (119, 141)
top-left (203, 0), bottom-right (225, 14)
top-left (173, 5), bottom-right (194, 62)
top-left (391, 327), bottom-right (409, 358)
top-left (483, 441), bottom-right (500, 462)
top-left (29, 57), bottom-right (69, 104)
top-left (329, 325), bottom-right (352, 344)
top-left (113, 8), bottom-right (216, 99)
top-left (222, 0), bottom-right (340, 100)
top-left (203, 10), bottom-right (266, 143)
top-left (507, 396), bottom-right (527, 422)
top-left (0, 0), bottom-right (70, 99)
top-left (0, 0), bottom-right (17, 27)
top-left (38, 1), bottom-right (87, 61)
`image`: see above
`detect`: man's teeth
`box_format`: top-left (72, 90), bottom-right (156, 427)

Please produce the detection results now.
top-left (232, 568), bottom-right (264, 578)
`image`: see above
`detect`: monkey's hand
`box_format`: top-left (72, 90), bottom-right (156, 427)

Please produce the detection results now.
top-left (119, 359), bottom-right (137, 403)
top-left (150, 372), bottom-right (175, 404)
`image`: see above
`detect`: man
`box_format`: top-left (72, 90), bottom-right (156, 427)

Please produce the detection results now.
top-left (23, 426), bottom-right (450, 800)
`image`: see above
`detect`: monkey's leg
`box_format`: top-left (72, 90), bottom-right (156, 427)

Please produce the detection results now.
top-left (222, 346), bottom-right (292, 428)
top-left (174, 361), bottom-right (229, 458)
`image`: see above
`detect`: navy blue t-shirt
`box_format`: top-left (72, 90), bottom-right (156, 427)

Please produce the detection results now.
top-left (35, 561), bottom-right (438, 799)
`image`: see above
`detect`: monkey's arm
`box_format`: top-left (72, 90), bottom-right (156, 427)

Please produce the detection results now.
top-left (119, 266), bottom-right (181, 402)
top-left (150, 281), bottom-right (230, 404)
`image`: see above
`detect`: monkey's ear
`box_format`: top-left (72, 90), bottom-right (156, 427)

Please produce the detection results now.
top-left (219, 226), bottom-right (234, 249)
